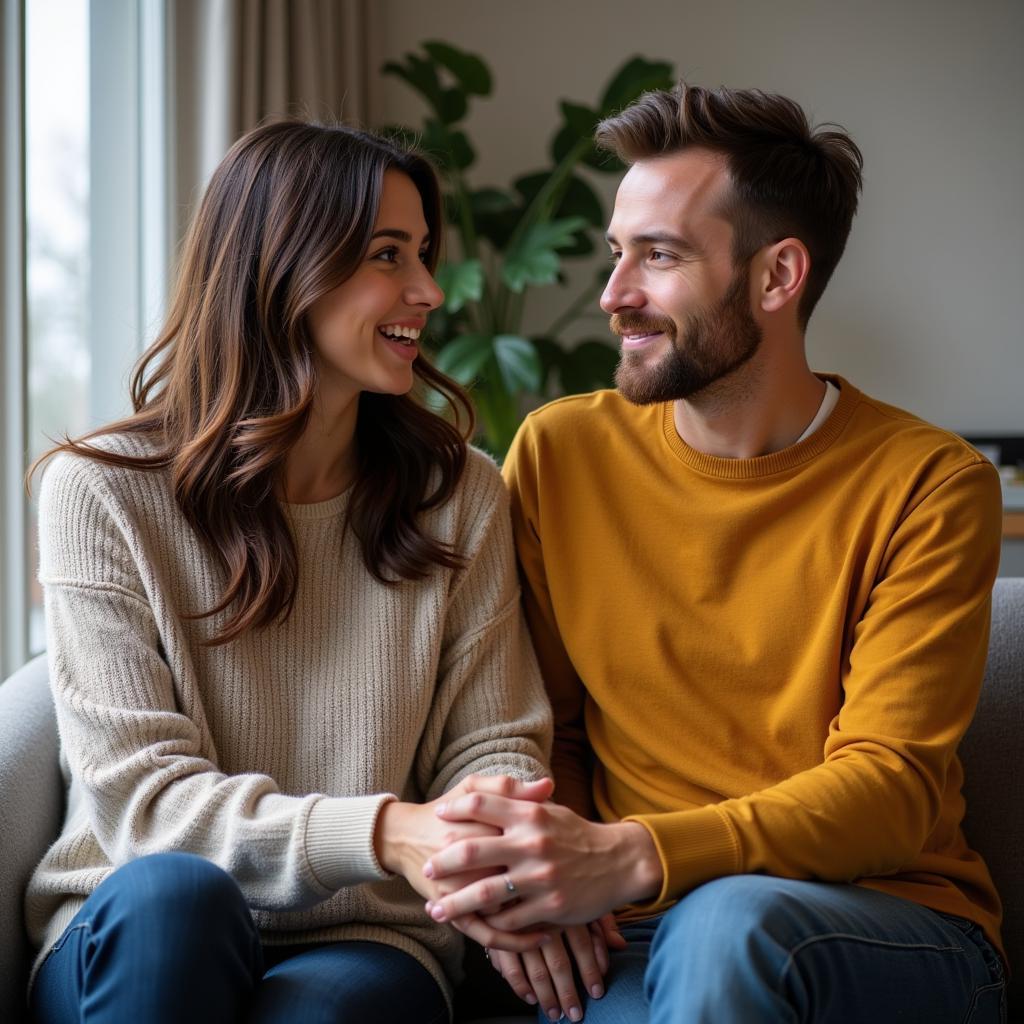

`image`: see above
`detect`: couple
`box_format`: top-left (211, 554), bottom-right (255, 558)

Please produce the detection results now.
top-left (26, 82), bottom-right (1005, 1023)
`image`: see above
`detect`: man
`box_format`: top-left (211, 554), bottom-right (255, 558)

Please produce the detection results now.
top-left (426, 84), bottom-right (1006, 1022)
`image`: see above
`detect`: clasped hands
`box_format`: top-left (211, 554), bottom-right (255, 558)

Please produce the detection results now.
top-left (378, 774), bottom-right (662, 1021)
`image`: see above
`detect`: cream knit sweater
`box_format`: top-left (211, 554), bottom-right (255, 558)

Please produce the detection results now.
top-left (25, 434), bottom-right (552, 1005)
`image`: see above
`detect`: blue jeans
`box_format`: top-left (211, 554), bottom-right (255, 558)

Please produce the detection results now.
top-left (30, 852), bottom-right (448, 1024)
top-left (556, 876), bottom-right (1006, 1023)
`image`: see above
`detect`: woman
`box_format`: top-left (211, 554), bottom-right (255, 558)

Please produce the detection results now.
top-left (25, 120), bottom-right (553, 1023)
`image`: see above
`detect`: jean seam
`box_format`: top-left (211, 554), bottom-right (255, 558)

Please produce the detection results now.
top-left (776, 932), bottom-right (964, 992)
top-left (960, 980), bottom-right (1005, 1024)
top-left (45, 921), bottom-right (92, 958)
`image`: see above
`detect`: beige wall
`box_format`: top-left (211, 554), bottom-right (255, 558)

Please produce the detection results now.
top-left (367, 0), bottom-right (1023, 433)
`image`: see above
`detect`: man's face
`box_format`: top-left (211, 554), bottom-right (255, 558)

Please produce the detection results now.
top-left (601, 149), bottom-right (763, 405)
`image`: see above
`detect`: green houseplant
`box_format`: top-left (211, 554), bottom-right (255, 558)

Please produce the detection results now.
top-left (382, 44), bottom-right (675, 454)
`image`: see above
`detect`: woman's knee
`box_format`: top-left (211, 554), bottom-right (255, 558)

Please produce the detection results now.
top-left (95, 852), bottom-right (253, 937)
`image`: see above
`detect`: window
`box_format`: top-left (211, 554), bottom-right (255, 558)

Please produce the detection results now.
top-left (26, 0), bottom-right (91, 653)
top-left (1, 0), bottom-right (167, 677)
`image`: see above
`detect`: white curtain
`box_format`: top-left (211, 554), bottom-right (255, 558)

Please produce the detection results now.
top-left (169, 0), bottom-right (369, 245)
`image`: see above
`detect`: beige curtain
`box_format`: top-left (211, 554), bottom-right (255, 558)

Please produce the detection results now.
top-left (170, 0), bottom-right (369, 244)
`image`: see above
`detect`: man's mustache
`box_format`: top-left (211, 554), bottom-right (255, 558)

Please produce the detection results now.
top-left (609, 313), bottom-right (676, 339)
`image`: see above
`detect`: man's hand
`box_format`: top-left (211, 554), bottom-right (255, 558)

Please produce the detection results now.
top-left (374, 775), bottom-right (556, 952)
top-left (422, 793), bottom-right (663, 931)
top-left (489, 915), bottom-right (626, 1023)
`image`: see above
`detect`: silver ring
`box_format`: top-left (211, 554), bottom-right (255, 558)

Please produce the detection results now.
top-left (483, 947), bottom-right (491, 961)
top-left (503, 875), bottom-right (517, 896)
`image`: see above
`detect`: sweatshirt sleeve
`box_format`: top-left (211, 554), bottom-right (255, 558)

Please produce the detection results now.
top-left (38, 454), bottom-right (393, 911)
top-left (416, 452), bottom-right (552, 800)
top-left (503, 421), bottom-right (597, 819)
top-left (624, 460), bottom-right (1003, 907)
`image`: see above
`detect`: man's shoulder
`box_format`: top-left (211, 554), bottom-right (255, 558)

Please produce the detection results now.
top-left (518, 388), bottom-right (652, 447)
top-left (847, 385), bottom-right (991, 475)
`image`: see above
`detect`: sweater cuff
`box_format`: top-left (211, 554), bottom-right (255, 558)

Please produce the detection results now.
top-left (624, 805), bottom-right (740, 910)
top-left (305, 793), bottom-right (397, 892)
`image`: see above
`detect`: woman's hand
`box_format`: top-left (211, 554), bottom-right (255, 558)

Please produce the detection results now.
top-left (374, 774), bottom-right (556, 951)
top-left (423, 794), bottom-right (662, 931)
top-left (487, 915), bottom-right (626, 1022)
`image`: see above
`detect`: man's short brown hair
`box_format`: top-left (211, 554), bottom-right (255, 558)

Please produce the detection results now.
top-left (596, 83), bottom-right (864, 327)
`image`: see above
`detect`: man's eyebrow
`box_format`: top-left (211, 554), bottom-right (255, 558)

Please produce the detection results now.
top-left (371, 228), bottom-right (431, 245)
top-left (604, 230), bottom-right (701, 253)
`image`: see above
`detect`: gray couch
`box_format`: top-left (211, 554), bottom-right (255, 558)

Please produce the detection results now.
top-left (2, 579), bottom-right (1021, 1021)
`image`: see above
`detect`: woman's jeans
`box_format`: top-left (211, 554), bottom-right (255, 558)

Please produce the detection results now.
top-left (30, 852), bottom-right (448, 1024)
top-left (565, 875), bottom-right (1006, 1023)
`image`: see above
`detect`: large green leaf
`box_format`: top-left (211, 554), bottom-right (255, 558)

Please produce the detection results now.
top-left (382, 55), bottom-right (444, 115)
top-left (559, 339), bottom-right (619, 394)
top-left (423, 41), bottom-right (492, 96)
top-left (438, 87), bottom-right (468, 125)
top-left (420, 120), bottom-right (475, 171)
top-left (469, 188), bottom-right (517, 217)
top-left (599, 56), bottom-right (675, 116)
top-left (468, 188), bottom-right (521, 249)
top-left (502, 217), bottom-right (590, 292)
top-left (513, 172), bottom-right (604, 227)
top-left (434, 333), bottom-right (494, 384)
top-left (560, 101), bottom-right (598, 138)
top-left (435, 259), bottom-right (484, 313)
top-left (494, 335), bottom-right (542, 392)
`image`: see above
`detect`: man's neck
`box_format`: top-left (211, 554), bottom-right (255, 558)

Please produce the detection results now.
top-left (672, 358), bottom-right (826, 460)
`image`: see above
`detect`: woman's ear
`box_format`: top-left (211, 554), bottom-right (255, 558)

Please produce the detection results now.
top-left (757, 238), bottom-right (810, 315)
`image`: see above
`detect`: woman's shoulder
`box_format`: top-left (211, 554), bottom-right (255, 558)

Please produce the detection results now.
top-left (451, 445), bottom-right (509, 518)
top-left (38, 432), bottom-right (171, 517)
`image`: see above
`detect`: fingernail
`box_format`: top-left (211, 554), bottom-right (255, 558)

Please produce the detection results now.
top-left (524, 994), bottom-right (537, 1005)
top-left (569, 1008), bottom-right (583, 1022)
top-left (430, 905), bottom-right (446, 921)
top-left (590, 984), bottom-right (604, 999)
top-left (423, 862), bottom-right (434, 878)
top-left (435, 802), bottom-right (447, 815)
top-left (538, 933), bottom-right (552, 945)
top-left (546, 1010), bottom-right (560, 1022)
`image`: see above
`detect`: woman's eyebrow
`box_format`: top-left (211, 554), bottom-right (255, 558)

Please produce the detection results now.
top-left (370, 228), bottom-right (431, 245)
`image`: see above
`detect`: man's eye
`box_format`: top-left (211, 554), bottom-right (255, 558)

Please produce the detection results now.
top-left (608, 251), bottom-right (622, 264)
top-left (650, 250), bottom-right (672, 262)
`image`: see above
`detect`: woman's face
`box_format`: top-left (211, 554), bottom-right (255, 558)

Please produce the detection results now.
top-left (307, 169), bottom-right (444, 401)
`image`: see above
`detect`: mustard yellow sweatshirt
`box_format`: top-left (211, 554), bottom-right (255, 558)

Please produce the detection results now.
top-left (503, 375), bottom-right (1004, 959)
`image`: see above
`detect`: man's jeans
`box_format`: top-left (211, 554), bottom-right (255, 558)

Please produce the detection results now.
top-left (30, 852), bottom-right (448, 1024)
top-left (563, 875), bottom-right (1006, 1023)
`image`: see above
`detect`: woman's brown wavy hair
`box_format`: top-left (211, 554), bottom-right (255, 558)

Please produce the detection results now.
top-left (31, 119), bottom-right (475, 644)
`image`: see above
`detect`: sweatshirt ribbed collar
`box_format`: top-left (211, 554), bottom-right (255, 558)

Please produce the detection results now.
top-left (283, 487), bottom-right (352, 522)
top-left (660, 374), bottom-right (860, 479)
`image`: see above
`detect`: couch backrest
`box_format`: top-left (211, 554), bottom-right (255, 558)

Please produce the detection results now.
top-left (961, 576), bottom-right (1023, 1009)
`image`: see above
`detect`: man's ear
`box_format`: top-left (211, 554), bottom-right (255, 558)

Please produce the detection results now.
top-left (757, 238), bottom-right (810, 314)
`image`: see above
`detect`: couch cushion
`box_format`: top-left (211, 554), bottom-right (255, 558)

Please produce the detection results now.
top-left (0, 655), bottom-right (61, 1019)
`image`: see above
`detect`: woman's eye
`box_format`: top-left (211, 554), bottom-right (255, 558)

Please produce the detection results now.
top-left (373, 247), bottom-right (399, 263)
top-left (418, 250), bottom-right (430, 264)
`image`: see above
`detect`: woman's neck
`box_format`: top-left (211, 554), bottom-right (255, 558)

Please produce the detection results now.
top-left (281, 391), bottom-right (359, 504)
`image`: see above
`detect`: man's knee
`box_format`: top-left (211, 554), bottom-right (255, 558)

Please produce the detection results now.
top-left (651, 875), bottom-right (809, 978)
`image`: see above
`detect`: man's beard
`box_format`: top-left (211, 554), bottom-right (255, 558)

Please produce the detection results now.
top-left (611, 266), bottom-right (763, 406)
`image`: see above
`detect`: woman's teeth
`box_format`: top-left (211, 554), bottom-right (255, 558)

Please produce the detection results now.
top-left (379, 325), bottom-right (420, 345)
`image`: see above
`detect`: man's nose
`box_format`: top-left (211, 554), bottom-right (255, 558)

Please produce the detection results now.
top-left (600, 262), bottom-right (644, 314)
